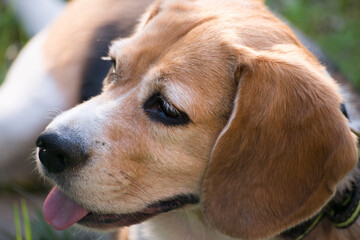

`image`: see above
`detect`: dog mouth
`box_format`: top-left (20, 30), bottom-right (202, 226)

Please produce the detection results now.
top-left (78, 194), bottom-right (199, 229)
top-left (43, 187), bottom-right (199, 230)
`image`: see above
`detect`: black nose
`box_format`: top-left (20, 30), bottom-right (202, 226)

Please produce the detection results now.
top-left (36, 131), bottom-right (87, 173)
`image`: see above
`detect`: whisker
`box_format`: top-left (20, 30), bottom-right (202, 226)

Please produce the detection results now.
top-left (118, 170), bottom-right (155, 201)
top-left (45, 108), bottom-right (63, 120)
top-left (107, 172), bottom-right (147, 204)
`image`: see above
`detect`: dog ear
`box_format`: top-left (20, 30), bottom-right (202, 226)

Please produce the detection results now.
top-left (202, 45), bottom-right (358, 239)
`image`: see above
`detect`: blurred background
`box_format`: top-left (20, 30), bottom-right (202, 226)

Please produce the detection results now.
top-left (267, 0), bottom-right (360, 89)
top-left (0, 0), bottom-right (28, 84)
top-left (0, 0), bottom-right (359, 239)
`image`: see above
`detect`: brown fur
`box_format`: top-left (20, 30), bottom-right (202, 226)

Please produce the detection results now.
top-left (39, 0), bottom-right (358, 239)
top-left (202, 44), bottom-right (357, 238)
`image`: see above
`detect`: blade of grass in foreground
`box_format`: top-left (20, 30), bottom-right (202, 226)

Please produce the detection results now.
top-left (13, 203), bottom-right (22, 240)
top-left (21, 199), bottom-right (32, 240)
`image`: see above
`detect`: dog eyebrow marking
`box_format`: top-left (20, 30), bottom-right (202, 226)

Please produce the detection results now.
top-left (108, 38), bottom-right (131, 60)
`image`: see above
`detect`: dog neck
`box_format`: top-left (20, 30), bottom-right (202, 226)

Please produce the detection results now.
top-left (129, 204), bottom-right (241, 240)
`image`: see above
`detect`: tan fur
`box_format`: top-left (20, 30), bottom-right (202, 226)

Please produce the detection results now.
top-left (117, 227), bottom-right (130, 240)
top-left (40, 0), bottom-right (359, 239)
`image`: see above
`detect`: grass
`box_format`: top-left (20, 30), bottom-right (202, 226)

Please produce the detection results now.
top-left (267, 0), bottom-right (360, 89)
top-left (1, 199), bottom-right (79, 240)
top-left (21, 199), bottom-right (32, 240)
top-left (13, 199), bottom-right (32, 240)
top-left (14, 202), bottom-right (23, 240)
top-left (0, 1), bottom-right (28, 85)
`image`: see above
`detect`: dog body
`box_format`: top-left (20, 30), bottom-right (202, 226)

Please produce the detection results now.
top-left (34, 0), bottom-right (359, 239)
top-left (0, 30), bottom-right (66, 178)
top-left (0, 0), bottom-right (152, 183)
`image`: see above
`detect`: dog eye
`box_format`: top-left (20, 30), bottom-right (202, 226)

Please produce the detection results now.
top-left (144, 93), bottom-right (190, 126)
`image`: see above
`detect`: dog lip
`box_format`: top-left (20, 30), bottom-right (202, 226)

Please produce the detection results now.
top-left (77, 194), bottom-right (199, 228)
top-left (77, 211), bottom-right (156, 229)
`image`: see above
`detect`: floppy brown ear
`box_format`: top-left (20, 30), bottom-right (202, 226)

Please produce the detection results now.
top-left (202, 45), bottom-right (358, 239)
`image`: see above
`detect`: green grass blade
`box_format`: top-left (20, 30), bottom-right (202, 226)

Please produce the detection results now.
top-left (13, 203), bottom-right (22, 240)
top-left (21, 199), bottom-right (32, 240)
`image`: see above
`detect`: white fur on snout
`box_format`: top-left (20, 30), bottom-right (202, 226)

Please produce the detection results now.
top-left (46, 95), bottom-right (123, 137)
top-left (38, 89), bottom-right (148, 214)
top-left (36, 97), bottom-right (108, 177)
top-left (45, 87), bottom-right (136, 136)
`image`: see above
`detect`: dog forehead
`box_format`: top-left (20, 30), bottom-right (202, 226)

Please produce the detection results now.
top-left (159, 26), bottom-right (235, 93)
top-left (106, 5), bottom-right (237, 122)
top-left (141, 32), bottom-right (236, 123)
top-left (108, 1), bottom-right (217, 66)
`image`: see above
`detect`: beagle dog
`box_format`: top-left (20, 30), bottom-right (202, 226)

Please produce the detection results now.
top-left (35, 0), bottom-right (360, 239)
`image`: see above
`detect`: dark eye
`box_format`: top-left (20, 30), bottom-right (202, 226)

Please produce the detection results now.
top-left (144, 93), bottom-right (191, 126)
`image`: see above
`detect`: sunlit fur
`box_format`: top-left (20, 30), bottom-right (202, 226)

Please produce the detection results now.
top-left (38, 0), bottom-right (358, 239)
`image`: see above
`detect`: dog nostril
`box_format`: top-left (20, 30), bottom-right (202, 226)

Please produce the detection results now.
top-left (36, 132), bottom-right (87, 173)
top-left (36, 139), bottom-right (43, 148)
top-left (53, 153), bottom-right (67, 172)
top-left (37, 146), bottom-right (67, 173)
top-left (36, 139), bottom-right (47, 153)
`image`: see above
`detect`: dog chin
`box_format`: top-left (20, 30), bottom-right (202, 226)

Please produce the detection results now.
top-left (78, 194), bottom-right (200, 229)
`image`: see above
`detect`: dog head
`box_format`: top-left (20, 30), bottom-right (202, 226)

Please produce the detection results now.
top-left (36, 0), bottom-right (358, 239)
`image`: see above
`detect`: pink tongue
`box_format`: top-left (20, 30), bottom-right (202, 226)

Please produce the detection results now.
top-left (43, 187), bottom-right (89, 230)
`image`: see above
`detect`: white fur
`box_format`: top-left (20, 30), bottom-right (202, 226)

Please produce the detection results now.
top-left (43, 97), bottom-right (106, 141)
top-left (45, 90), bottom-right (131, 134)
top-left (0, 30), bottom-right (67, 169)
top-left (130, 206), bottom-right (274, 240)
top-left (5, 0), bottom-right (65, 36)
